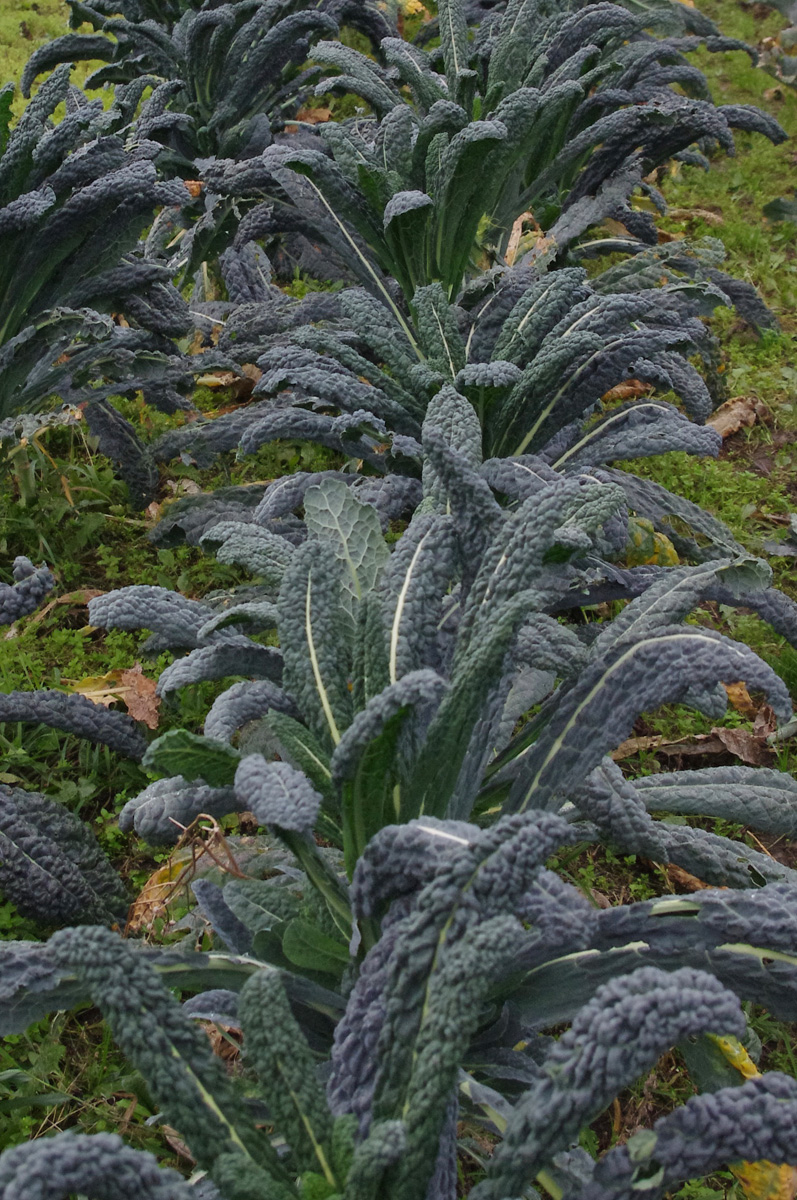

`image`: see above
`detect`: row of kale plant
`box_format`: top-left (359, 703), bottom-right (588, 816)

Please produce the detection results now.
top-left (3, 0), bottom-right (797, 1196)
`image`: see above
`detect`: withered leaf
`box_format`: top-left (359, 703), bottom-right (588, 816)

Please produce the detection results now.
top-left (120, 663), bottom-right (160, 730)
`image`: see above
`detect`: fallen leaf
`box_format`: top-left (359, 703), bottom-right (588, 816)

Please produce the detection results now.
top-left (665, 864), bottom-right (714, 892)
top-left (4, 587), bottom-right (103, 638)
top-left (196, 371), bottom-right (238, 388)
top-left (161, 1127), bottom-right (195, 1163)
top-left (119, 663), bottom-right (160, 730)
top-left (667, 206), bottom-right (724, 226)
top-left (125, 848), bottom-right (197, 934)
top-left (612, 730), bottom-right (770, 765)
top-left (731, 1163), bottom-right (797, 1200)
top-left (65, 668), bottom-right (127, 707)
top-left (64, 662), bottom-right (160, 727)
top-left (602, 379), bottom-right (654, 402)
top-left (201, 1021), bottom-right (242, 1061)
top-left (763, 86), bottom-right (785, 103)
top-left (754, 705), bottom-right (778, 739)
top-left (184, 179), bottom-right (203, 197)
top-left (706, 395), bottom-right (767, 438)
top-left (658, 734), bottom-right (728, 759)
top-left (163, 478), bottom-right (201, 498)
top-left (196, 363), bottom-right (261, 401)
top-left (295, 106), bottom-right (332, 124)
top-left (611, 734), bottom-right (665, 760)
top-left (723, 680), bottom-right (759, 720)
top-left (711, 726), bottom-right (774, 767)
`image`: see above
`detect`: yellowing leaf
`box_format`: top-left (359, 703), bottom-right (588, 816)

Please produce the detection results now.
top-left (65, 669), bottom-right (127, 707)
top-left (708, 1036), bottom-right (797, 1200)
top-left (625, 517), bottom-right (679, 566)
top-left (731, 1162), bottom-right (797, 1200)
top-left (126, 849), bottom-right (197, 935)
top-left (709, 1034), bottom-right (760, 1080)
top-left (723, 681), bottom-right (759, 720)
top-left (64, 662), bottom-right (160, 728)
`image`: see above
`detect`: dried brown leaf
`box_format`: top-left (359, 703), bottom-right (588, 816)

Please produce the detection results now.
top-left (711, 726), bottom-right (774, 766)
top-left (667, 207), bottom-right (724, 226)
top-left (295, 106), bottom-right (332, 124)
top-left (665, 864), bottom-right (715, 892)
top-left (611, 734), bottom-right (664, 760)
top-left (119, 663), bottom-right (160, 730)
top-left (706, 395), bottom-right (767, 438)
top-left (125, 849), bottom-right (197, 935)
top-left (754, 704), bottom-right (778, 739)
top-left (602, 379), bottom-right (654, 403)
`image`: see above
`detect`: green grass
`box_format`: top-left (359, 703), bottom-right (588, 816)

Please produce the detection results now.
top-left (0, 1010), bottom-right (180, 1167)
top-left (1, 0), bottom-right (70, 87)
top-left (639, 2), bottom-right (797, 593)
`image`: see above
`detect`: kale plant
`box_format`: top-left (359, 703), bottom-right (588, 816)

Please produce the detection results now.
top-left (54, 247), bottom-right (767, 512)
top-left (0, 784), bottom-right (129, 927)
top-left (89, 419), bottom-right (797, 968)
top-left (211, 263), bottom-right (726, 467)
top-left (4, 818), bottom-right (797, 1197)
top-left (145, 258), bottom-right (740, 553)
top-left (20, 0), bottom-right (393, 163)
top-left (0, 68), bottom-right (192, 420)
top-left (198, 0), bottom-right (784, 305)
top-left (0, 557), bottom-right (146, 763)
top-left (0, 555), bottom-right (55, 625)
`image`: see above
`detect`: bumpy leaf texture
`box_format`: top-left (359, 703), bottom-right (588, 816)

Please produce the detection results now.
top-left (88, 586), bottom-right (220, 650)
top-left (118, 775), bottom-right (238, 842)
top-left (0, 785), bottom-right (128, 925)
top-left (0, 690), bottom-right (146, 760)
top-left (84, 400), bottom-right (158, 511)
top-left (238, 970), bottom-right (334, 1176)
top-left (509, 626), bottom-right (791, 812)
top-left (235, 757), bottom-right (323, 835)
top-left (203, 678), bottom-right (296, 743)
top-left (572, 1074), bottom-right (797, 1200)
top-left (0, 1131), bottom-right (193, 1200)
top-left (156, 641), bottom-right (283, 695)
top-left (475, 966), bottom-right (745, 1200)
top-left (47, 925), bottom-right (283, 1178)
top-left (0, 556), bottom-right (54, 626)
